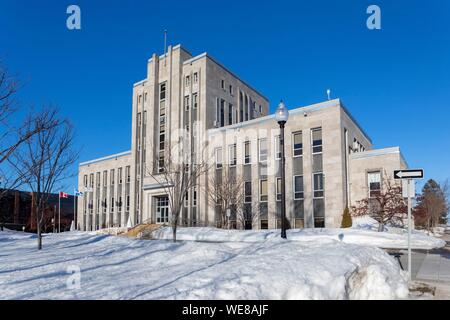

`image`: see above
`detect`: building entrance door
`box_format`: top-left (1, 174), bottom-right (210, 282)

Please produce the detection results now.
top-left (155, 196), bottom-right (169, 224)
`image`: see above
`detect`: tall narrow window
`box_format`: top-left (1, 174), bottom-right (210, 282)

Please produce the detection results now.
top-left (312, 128), bottom-right (323, 154)
top-left (259, 138), bottom-right (267, 163)
top-left (228, 103), bottom-right (233, 125)
top-left (244, 182), bottom-right (252, 203)
top-left (126, 166), bottom-right (130, 183)
top-left (259, 179), bottom-right (268, 202)
top-left (276, 178), bottom-right (282, 201)
top-left (193, 93), bottom-right (198, 109)
top-left (118, 168), bottom-right (122, 184)
top-left (229, 144), bottom-right (237, 167)
top-left (215, 147), bottom-right (223, 169)
top-left (220, 99), bottom-right (225, 127)
top-left (294, 175), bottom-right (304, 199)
top-left (244, 141), bottom-right (251, 165)
top-left (368, 171), bottom-right (381, 198)
top-left (110, 169), bottom-right (115, 185)
top-left (221, 79), bottom-right (225, 89)
top-left (193, 72), bottom-right (198, 84)
top-left (275, 135), bottom-right (281, 160)
top-left (193, 186), bottom-right (197, 207)
top-left (185, 75), bottom-right (190, 87)
top-left (83, 175), bottom-right (88, 187)
top-left (313, 173), bottom-right (324, 198)
top-left (184, 96), bottom-right (190, 111)
top-left (293, 131), bottom-right (303, 157)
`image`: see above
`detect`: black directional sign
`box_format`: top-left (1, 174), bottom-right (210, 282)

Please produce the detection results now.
top-left (394, 169), bottom-right (424, 180)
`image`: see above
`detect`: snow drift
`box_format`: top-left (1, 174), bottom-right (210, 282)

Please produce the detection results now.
top-left (0, 230), bottom-right (408, 300)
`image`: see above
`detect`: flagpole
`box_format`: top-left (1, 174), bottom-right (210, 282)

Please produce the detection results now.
top-left (73, 189), bottom-right (77, 231)
top-left (58, 193), bottom-right (61, 233)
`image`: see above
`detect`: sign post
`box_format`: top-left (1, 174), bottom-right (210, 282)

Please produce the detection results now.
top-left (394, 168), bottom-right (423, 282)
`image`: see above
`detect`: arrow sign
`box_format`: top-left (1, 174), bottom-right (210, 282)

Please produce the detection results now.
top-left (394, 169), bottom-right (423, 180)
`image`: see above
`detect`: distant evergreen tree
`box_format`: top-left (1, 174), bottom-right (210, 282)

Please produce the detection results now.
top-left (414, 179), bottom-right (448, 228)
top-left (341, 207), bottom-right (352, 228)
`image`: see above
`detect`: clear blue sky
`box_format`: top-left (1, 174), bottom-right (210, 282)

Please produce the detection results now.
top-left (1, 0), bottom-right (449, 191)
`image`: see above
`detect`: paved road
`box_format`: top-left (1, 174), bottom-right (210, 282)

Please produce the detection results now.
top-left (397, 231), bottom-right (450, 299)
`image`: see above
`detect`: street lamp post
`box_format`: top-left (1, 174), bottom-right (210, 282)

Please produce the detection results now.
top-left (275, 101), bottom-right (289, 239)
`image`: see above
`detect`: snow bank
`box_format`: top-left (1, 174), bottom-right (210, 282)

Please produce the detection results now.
top-left (152, 226), bottom-right (445, 249)
top-left (0, 230), bottom-right (408, 300)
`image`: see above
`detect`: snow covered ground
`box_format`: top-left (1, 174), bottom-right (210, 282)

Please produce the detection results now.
top-left (152, 224), bottom-right (445, 250)
top-left (0, 229), bottom-right (409, 300)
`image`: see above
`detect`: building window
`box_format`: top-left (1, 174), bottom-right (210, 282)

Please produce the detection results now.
top-left (111, 197), bottom-right (114, 212)
top-left (275, 135), bottom-right (281, 160)
top-left (156, 196), bottom-right (169, 223)
top-left (83, 175), bottom-right (88, 187)
top-left (126, 166), bottom-right (130, 183)
top-left (313, 198), bottom-right (325, 228)
top-left (184, 96), bottom-right (190, 111)
top-left (96, 172), bottom-right (101, 187)
top-left (312, 128), bottom-right (323, 154)
top-left (193, 186), bottom-right (197, 207)
top-left (228, 103), bottom-right (233, 125)
top-left (89, 174), bottom-right (94, 188)
top-left (193, 72), bottom-right (198, 84)
top-left (244, 182), bottom-right (252, 203)
top-left (221, 79), bottom-right (225, 89)
top-left (293, 131), bottom-right (303, 157)
top-left (126, 195), bottom-right (130, 212)
top-left (244, 141), bottom-right (251, 165)
top-left (368, 171), bottom-right (381, 198)
top-left (220, 99), bottom-right (225, 127)
top-left (103, 171), bottom-right (107, 187)
top-left (193, 93), bottom-right (198, 109)
top-left (259, 179), bottom-right (268, 202)
top-left (185, 75), bottom-right (190, 87)
top-left (260, 219), bottom-right (268, 229)
top-left (160, 82), bottom-right (166, 100)
top-left (313, 173), bottom-right (324, 198)
top-left (118, 168), bottom-right (122, 184)
top-left (294, 175), bottom-right (304, 199)
top-left (276, 178), bottom-right (282, 201)
top-left (215, 147), bottom-right (223, 169)
top-left (184, 190), bottom-right (189, 207)
top-left (110, 169), bottom-right (115, 185)
top-left (158, 152), bottom-right (165, 173)
top-left (229, 85), bottom-right (233, 95)
top-left (258, 138), bottom-right (267, 163)
top-left (229, 144), bottom-right (237, 167)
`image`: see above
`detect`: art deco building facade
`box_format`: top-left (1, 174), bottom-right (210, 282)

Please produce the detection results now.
top-left (77, 44), bottom-right (407, 231)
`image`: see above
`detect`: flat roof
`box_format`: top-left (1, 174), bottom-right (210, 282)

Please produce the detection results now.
top-left (350, 146), bottom-right (408, 167)
top-left (79, 151), bottom-right (131, 167)
top-left (208, 98), bottom-right (372, 144)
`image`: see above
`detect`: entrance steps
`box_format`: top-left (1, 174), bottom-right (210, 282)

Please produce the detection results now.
top-left (122, 223), bottom-right (164, 239)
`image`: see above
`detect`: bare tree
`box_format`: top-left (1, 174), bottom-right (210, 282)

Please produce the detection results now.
top-left (207, 166), bottom-right (245, 229)
top-left (0, 63), bottom-right (51, 230)
top-left (351, 171), bottom-right (407, 231)
top-left (236, 199), bottom-right (260, 230)
top-left (9, 108), bottom-right (78, 249)
top-left (147, 140), bottom-right (210, 242)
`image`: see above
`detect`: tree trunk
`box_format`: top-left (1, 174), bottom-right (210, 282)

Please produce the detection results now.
top-left (37, 224), bottom-right (42, 250)
top-left (378, 221), bottom-right (384, 232)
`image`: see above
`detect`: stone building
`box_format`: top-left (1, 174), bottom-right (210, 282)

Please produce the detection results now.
top-left (77, 44), bottom-right (407, 231)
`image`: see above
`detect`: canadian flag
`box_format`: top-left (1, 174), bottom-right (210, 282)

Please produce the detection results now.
top-left (59, 192), bottom-right (69, 199)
